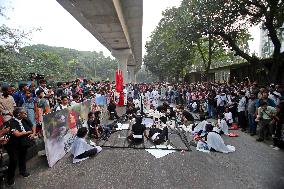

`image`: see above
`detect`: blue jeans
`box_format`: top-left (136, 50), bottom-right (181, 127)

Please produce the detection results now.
top-left (248, 113), bottom-right (256, 133)
top-left (207, 104), bottom-right (214, 118)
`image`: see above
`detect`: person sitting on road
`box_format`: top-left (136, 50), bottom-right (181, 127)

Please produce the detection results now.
top-left (217, 114), bottom-right (229, 135)
top-left (71, 127), bottom-right (102, 163)
top-left (87, 112), bottom-right (100, 139)
top-left (167, 106), bottom-right (176, 119)
top-left (126, 99), bottom-right (137, 117)
top-left (148, 125), bottom-right (168, 145)
top-left (205, 124), bottom-right (235, 153)
top-left (192, 115), bottom-right (208, 134)
top-left (156, 102), bottom-right (169, 113)
top-left (107, 99), bottom-right (119, 120)
top-left (128, 116), bottom-right (147, 144)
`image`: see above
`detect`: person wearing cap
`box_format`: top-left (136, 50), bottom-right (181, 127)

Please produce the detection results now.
top-left (12, 83), bottom-right (29, 107)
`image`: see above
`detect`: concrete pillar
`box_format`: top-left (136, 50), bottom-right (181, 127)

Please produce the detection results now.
top-left (127, 65), bottom-right (136, 83)
top-left (112, 49), bottom-right (132, 84)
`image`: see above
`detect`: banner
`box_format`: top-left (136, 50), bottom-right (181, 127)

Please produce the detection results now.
top-left (42, 101), bottom-right (91, 167)
top-left (116, 69), bottom-right (124, 106)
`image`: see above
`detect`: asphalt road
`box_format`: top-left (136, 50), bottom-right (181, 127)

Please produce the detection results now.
top-left (5, 106), bottom-right (284, 189)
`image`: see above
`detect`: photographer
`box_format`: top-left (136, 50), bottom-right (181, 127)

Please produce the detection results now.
top-left (5, 107), bottom-right (36, 186)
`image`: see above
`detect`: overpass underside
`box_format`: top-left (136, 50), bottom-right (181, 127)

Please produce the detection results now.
top-left (57, 0), bottom-right (143, 83)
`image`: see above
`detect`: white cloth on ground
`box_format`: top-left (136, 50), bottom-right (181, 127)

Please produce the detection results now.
top-left (193, 120), bottom-right (208, 134)
top-left (206, 132), bottom-right (235, 153)
top-left (71, 137), bottom-right (102, 163)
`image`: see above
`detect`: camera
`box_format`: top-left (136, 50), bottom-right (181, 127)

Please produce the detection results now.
top-left (30, 73), bottom-right (45, 81)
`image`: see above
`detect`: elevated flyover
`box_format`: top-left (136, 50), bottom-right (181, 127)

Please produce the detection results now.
top-left (56, 0), bottom-right (143, 83)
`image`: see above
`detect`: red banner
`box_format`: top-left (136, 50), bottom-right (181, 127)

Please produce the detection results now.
top-left (116, 69), bottom-right (124, 106)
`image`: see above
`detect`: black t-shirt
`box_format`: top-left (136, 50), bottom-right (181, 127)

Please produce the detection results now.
top-left (93, 118), bottom-right (100, 126)
top-left (6, 118), bottom-right (33, 148)
top-left (132, 123), bottom-right (146, 135)
top-left (108, 103), bottom-right (116, 112)
top-left (149, 128), bottom-right (162, 138)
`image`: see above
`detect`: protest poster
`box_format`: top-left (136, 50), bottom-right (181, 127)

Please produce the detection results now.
top-left (42, 101), bottom-right (91, 167)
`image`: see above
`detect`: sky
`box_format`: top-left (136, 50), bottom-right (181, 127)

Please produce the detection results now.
top-left (0, 0), bottom-right (259, 58)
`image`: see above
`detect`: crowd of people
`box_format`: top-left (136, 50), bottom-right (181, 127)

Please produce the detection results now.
top-left (0, 76), bottom-right (283, 186)
top-left (0, 78), bottom-right (117, 186)
top-left (125, 79), bottom-right (284, 149)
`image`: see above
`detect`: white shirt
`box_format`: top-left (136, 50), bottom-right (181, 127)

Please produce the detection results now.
top-left (56, 104), bottom-right (68, 111)
top-left (35, 86), bottom-right (48, 95)
top-left (237, 96), bottom-right (246, 112)
top-left (224, 112), bottom-right (233, 123)
top-left (269, 91), bottom-right (281, 106)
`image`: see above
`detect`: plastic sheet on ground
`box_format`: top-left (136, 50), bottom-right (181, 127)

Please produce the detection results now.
top-left (145, 145), bottom-right (176, 158)
top-left (116, 123), bottom-right (130, 130)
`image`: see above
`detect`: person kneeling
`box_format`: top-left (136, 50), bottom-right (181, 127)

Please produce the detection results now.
top-left (148, 126), bottom-right (168, 145)
top-left (71, 127), bottom-right (102, 163)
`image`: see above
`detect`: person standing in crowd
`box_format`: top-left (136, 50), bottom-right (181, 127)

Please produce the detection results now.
top-left (216, 91), bottom-right (227, 115)
top-left (22, 90), bottom-right (37, 128)
top-left (224, 107), bottom-right (233, 127)
top-left (0, 85), bottom-right (16, 125)
top-left (237, 91), bottom-right (247, 131)
top-left (5, 107), bottom-right (36, 186)
top-left (55, 96), bottom-right (69, 111)
top-left (247, 93), bottom-right (257, 136)
top-left (268, 84), bottom-right (281, 106)
top-left (12, 83), bottom-right (29, 107)
top-left (255, 101), bottom-right (277, 142)
top-left (207, 91), bottom-right (216, 118)
top-left (35, 79), bottom-right (48, 95)
top-left (70, 94), bottom-right (81, 106)
top-left (256, 90), bottom-right (276, 108)
top-left (269, 103), bottom-right (284, 150)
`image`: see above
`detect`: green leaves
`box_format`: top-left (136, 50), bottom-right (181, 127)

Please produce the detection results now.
top-left (0, 44), bottom-right (118, 82)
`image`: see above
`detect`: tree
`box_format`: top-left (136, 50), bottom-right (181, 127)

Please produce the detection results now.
top-left (144, 4), bottom-right (234, 81)
top-left (144, 7), bottom-right (195, 82)
top-left (185, 0), bottom-right (284, 82)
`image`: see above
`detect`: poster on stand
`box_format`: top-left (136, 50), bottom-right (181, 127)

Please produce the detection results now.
top-left (42, 101), bottom-right (91, 167)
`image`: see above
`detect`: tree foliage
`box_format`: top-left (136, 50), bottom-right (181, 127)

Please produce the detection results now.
top-left (0, 44), bottom-right (118, 82)
top-left (0, 6), bottom-right (118, 83)
top-left (144, 0), bottom-right (284, 82)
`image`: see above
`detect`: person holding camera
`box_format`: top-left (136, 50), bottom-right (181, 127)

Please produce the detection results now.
top-left (255, 101), bottom-right (277, 142)
top-left (5, 107), bottom-right (36, 186)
